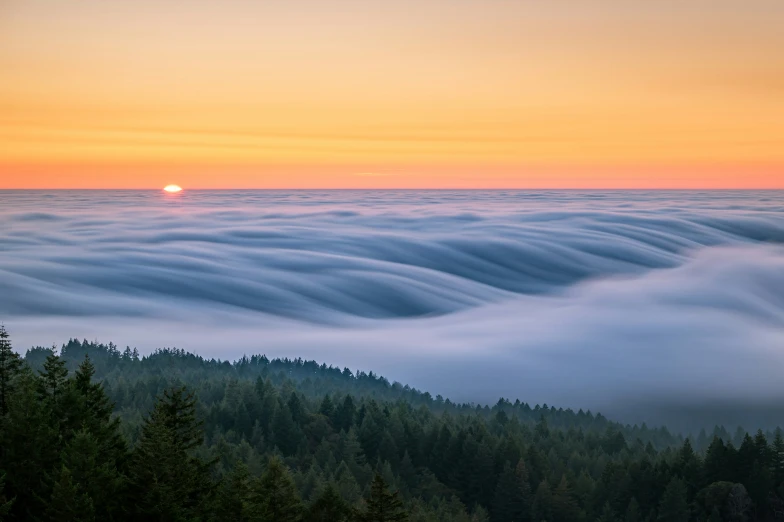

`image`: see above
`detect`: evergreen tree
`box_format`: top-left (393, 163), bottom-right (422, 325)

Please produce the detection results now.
top-left (0, 472), bottom-right (13, 521)
top-left (0, 326), bottom-right (22, 417)
top-left (3, 336), bottom-right (784, 522)
top-left (704, 437), bottom-right (729, 484)
top-left (343, 428), bottom-right (370, 483)
top-left (551, 474), bottom-right (580, 522)
top-left (213, 462), bottom-right (252, 522)
top-left (335, 394), bottom-right (357, 432)
top-left (491, 460), bottom-right (531, 522)
top-left (772, 428), bottom-right (784, 486)
top-left (37, 349), bottom-right (83, 449)
top-left (358, 473), bottom-right (408, 522)
top-left (128, 386), bottom-right (214, 521)
top-left (531, 480), bottom-right (553, 522)
top-left (657, 477), bottom-right (689, 522)
top-left (335, 462), bottom-right (363, 504)
top-left (597, 501), bottom-right (619, 522)
top-left (272, 401), bottom-right (301, 456)
top-left (624, 497), bottom-right (641, 522)
top-left (37, 349), bottom-right (69, 402)
top-left (72, 355), bottom-right (128, 479)
top-left (2, 368), bottom-right (57, 520)
top-left (306, 482), bottom-right (353, 522)
top-left (45, 466), bottom-right (95, 522)
top-left (248, 457), bottom-right (303, 522)
top-left (59, 429), bottom-right (127, 521)
top-left (319, 394), bottom-right (335, 418)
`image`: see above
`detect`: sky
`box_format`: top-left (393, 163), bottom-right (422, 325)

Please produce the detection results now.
top-left (1, 1), bottom-right (783, 189)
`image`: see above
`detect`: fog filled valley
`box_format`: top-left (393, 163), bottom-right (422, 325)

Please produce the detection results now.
top-left (2, 329), bottom-right (784, 521)
top-left (2, 190), bottom-right (784, 521)
top-left (2, 190), bottom-right (784, 431)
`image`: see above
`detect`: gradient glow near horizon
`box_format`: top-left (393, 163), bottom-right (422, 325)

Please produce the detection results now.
top-left (1, 1), bottom-right (783, 189)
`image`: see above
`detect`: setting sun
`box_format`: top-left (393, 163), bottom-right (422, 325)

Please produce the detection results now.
top-left (163, 184), bottom-right (183, 193)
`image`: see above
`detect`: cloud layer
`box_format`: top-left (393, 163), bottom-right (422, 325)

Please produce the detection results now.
top-left (2, 190), bottom-right (784, 428)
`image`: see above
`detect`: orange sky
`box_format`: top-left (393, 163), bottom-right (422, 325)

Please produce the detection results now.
top-left (1, 1), bottom-right (783, 189)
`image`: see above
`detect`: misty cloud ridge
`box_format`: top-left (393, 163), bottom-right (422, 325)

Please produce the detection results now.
top-left (2, 190), bottom-right (784, 427)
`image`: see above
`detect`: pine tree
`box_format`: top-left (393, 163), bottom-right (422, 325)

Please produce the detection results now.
top-left (2, 368), bottom-right (57, 519)
top-left (657, 477), bottom-right (689, 522)
top-left (704, 437), bottom-right (729, 484)
top-left (624, 497), bottom-right (641, 522)
top-left (59, 429), bottom-right (127, 521)
top-left (129, 386), bottom-right (215, 521)
top-left (472, 505), bottom-right (491, 522)
top-left (357, 473), bottom-right (408, 522)
top-left (213, 462), bottom-right (252, 522)
top-left (531, 480), bottom-right (553, 522)
top-left (0, 327), bottom-right (23, 514)
top-left (37, 349), bottom-right (83, 447)
top-left (335, 394), bottom-right (356, 432)
top-left (0, 472), bottom-right (13, 520)
top-left (343, 428), bottom-right (370, 483)
top-left (72, 355), bottom-right (128, 473)
top-left (746, 461), bottom-right (772, 514)
top-left (491, 460), bottom-right (531, 522)
top-left (398, 450), bottom-right (417, 489)
top-left (44, 466), bottom-right (95, 522)
top-left (597, 501), bottom-right (619, 522)
top-left (37, 349), bottom-right (69, 402)
top-left (247, 457), bottom-right (303, 522)
top-left (676, 439), bottom-right (701, 496)
top-left (551, 475), bottom-right (579, 522)
top-left (306, 482), bottom-right (353, 522)
top-left (335, 461), bottom-right (363, 504)
top-left (772, 428), bottom-right (784, 485)
top-left (319, 394), bottom-right (335, 418)
top-left (272, 401), bottom-right (301, 456)
top-left (0, 326), bottom-right (22, 417)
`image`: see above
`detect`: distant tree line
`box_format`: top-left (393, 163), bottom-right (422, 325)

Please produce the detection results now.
top-left (1, 328), bottom-right (784, 521)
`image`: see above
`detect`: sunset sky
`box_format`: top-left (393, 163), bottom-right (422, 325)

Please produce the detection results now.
top-left (1, 1), bottom-right (783, 189)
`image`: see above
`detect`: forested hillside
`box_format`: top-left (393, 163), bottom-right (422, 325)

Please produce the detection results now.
top-left (2, 329), bottom-right (784, 521)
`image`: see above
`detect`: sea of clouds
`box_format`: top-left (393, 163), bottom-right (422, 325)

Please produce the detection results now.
top-left (2, 190), bottom-right (783, 429)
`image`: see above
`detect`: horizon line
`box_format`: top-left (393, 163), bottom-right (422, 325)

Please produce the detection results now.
top-left (2, 187), bottom-right (784, 191)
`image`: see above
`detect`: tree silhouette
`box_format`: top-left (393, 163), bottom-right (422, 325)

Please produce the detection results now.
top-left (357, 473), bottom-right (408, 522)
top-left (247, 457), bottom-right (303, 522)
top-left (129, 386), bottom-right (214, 521)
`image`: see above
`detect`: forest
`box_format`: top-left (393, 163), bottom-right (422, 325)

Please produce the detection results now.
top-left (1, 326), bottom-right (783, 521)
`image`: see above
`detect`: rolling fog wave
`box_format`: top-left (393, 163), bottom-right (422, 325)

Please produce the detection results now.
top-left (2, 190), bottom-right (784, 427)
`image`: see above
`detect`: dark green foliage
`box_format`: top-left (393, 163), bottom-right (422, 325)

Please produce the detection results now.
top-left (247, 457), bottom-right (303, 522)
top-left (128, 387), bottom-right (215, 521)
top-left (0, 473), bottom-right (13, 521)
top-left (38, 349), bottom-right (69, 402)
top-left (1, 331), bottom-right (783, 522)
top-left (624, 498), bottom-right (641, 522)
top-left (212, 462), bottom-right (252, 522)
top-left (2, 368), bottom-right (57, 519)
top-left (597, 502), bottom-right (618, 522)
top-left (307, 482), bottom-right (354, 522)
top-left (657, 477), bottom-right (689, 522)
top-left (358, 473), bottom-right (408, 522)
top-left (491, 460), bottom-right (531, 522)
top-left (272, 399), bottom-right (302, 455)
top-left (0, 325), bottom-right (22, 417)
top-left (58, 429), bottom-right (127, 521)
top-left (45, 466), bottom-right (96, 522)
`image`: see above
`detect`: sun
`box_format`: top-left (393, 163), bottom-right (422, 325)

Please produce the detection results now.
top-left (163, 184), bottom-right (183, 193)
